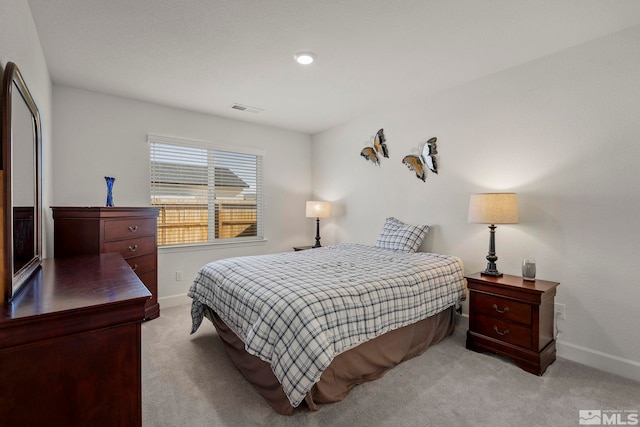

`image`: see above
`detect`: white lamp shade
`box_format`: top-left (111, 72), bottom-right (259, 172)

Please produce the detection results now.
top-left (468, 193), bottom-right (519, 224)
top-left (306, 201), bottom-right (331, 218)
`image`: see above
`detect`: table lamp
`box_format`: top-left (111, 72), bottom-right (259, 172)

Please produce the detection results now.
top-left (468, 193), bottom-right (519, 277)
top-left (306, 201), bottom-right (331, 248)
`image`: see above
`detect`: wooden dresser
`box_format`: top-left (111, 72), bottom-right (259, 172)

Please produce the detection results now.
top-left (52, 206), bottom-right (160, 319)
top-left (465, 272), bottom-right (560, 375)
top-left (0, 253), bottom-right (150, 426)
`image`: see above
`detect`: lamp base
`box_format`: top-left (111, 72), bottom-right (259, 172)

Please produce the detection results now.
top-left (312, 217), bottom-right (322, 248)
top-left (481, 224), bottom-right (502, 277)
top-left (481, 269), bottom-right (503, 277)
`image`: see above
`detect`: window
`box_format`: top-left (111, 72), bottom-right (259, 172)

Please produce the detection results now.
top-left (149, 135), bottom-right (264, 247)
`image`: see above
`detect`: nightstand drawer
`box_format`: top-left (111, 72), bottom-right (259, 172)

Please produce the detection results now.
top-left (473, 293), bottom-right (532, 326)
top-left (475, 314), bottom-right (532, 349)
top-left (104, 218), bottom-right (157, 241)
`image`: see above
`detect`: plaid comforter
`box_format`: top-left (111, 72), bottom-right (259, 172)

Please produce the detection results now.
top-left (188, 243), bottom-right (466, 407)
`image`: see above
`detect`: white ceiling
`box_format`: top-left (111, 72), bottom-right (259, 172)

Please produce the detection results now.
top-left (27, 0), bottom-right (640, 135)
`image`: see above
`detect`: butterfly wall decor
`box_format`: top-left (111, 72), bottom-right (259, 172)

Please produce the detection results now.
top-left (360, 128), bottom-right (389, 166)
top-left (402, 137), bottom-right (438, 182)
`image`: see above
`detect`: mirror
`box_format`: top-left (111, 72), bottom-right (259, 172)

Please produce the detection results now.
top-left (1, 62), bottom-right (42, 301)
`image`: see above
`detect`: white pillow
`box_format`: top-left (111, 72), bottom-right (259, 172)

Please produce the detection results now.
top-left (375, 217), bottom-right (429, 253)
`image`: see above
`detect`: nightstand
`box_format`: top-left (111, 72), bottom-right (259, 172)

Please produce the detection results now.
top-left (465, 272), bottom-right (560, 375)
top-left (293, 245), bottom-right (314, 251)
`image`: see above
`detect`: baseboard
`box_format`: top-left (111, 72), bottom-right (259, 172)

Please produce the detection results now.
top-left (456, 312), bottom-right (640, 382)
top-left (556, 340), bottom-right (640, 382)
top-left (158, 294), bottom-right (191, 308)
top-left (455, 312), bottom-right (469, 332)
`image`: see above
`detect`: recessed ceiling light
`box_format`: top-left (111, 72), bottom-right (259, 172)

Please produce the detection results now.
top-left (294, 52), bottom-right (316, 65)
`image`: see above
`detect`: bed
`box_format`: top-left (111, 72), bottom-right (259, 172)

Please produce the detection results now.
top-left (188, 219), bottom-right (466, 414)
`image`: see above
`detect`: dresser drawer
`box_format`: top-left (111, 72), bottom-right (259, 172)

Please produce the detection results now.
top-left (104, 218), bottom-right (156, 241)
top-left (138, 270), bottom-right (156, 290)
top-left (473, 292), bottom-right (532, 326)
top-left (125, 253), bottom-right (156, 275)
top-left (475, 314), bottom-right (532, 349)
top-left (104, 236), bottom-right (156, 259)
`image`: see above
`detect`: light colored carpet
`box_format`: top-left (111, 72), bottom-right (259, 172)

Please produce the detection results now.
top-left (142, 304), bottom-right (640, 427)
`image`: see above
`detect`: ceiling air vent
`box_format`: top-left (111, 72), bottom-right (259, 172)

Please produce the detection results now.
top-left (230, 103), bottom-right (264, 114)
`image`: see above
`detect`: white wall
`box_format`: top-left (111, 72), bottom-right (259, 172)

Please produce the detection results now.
top-left (311, 25), bottom-right (640, 380)
top-left (52, 86), bottom-right (312, 302)
top-left (0, 0), bottom-right (53, 257)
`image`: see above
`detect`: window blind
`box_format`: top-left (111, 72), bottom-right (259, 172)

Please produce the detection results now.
top-left (149, 136), bottom-right (263, 246)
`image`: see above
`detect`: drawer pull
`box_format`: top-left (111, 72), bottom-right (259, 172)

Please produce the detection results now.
top-left (492, 304), bottom-right (509, 314)
top-left (128, 244), bottom-right (138, 252)
top-left (128, 226), bottom-right (138, 232)
top-left (493, 326), bottom-right (510, 336)
top-left (131, 264), bottom-right (138, 271)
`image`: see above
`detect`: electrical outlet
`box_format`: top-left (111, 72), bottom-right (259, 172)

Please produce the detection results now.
top-left (554, 303), bottom-right (565, 320)
top-left (176, 271), bottom-right (183, 281)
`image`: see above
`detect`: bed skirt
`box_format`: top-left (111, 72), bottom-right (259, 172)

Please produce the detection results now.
top-left (203, 305), bottom-right (455, 415)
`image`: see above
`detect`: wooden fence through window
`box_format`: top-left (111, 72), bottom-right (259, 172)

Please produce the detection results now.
top-left (156, 201), bottom-right (257, 245)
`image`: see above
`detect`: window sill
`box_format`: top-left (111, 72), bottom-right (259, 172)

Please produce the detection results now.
top-left (158, 238), bottom-right (268, 254)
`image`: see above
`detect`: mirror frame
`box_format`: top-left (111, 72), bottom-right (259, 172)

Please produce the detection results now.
top-left (1, 62), bottom-right (42, 301)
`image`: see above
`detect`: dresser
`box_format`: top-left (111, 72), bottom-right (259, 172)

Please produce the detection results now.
top-left (465, 272), bottom-right (560, 375)
top-left (0, 253), bottom-right (150, 426)
top-left (52, 206), bottom-right (160, 319)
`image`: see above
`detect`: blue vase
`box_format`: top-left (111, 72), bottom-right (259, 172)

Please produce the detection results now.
top-left (105, 176), bottom-right (115, 207)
